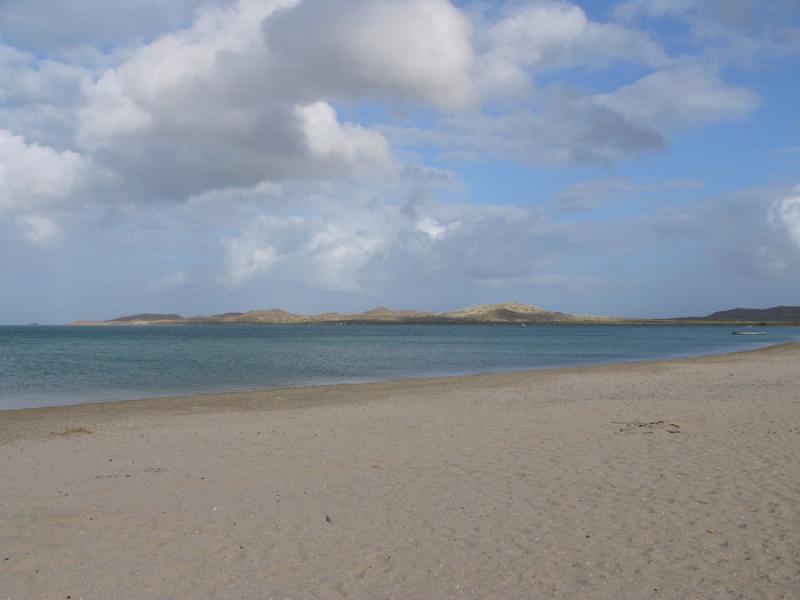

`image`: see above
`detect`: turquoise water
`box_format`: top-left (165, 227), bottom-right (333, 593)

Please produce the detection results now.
top-left (0, 324), bottom-right (797, 410)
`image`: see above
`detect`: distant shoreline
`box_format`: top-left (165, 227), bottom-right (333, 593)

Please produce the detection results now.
top-left (64, 319), bottom-right (800, 327)
top-left (67, 302), bottom-right (800, 327)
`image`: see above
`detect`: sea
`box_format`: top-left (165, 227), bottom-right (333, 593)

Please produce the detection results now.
top-left (1, 324), bottom-right (798, 410)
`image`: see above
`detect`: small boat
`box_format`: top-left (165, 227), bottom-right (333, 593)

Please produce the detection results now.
top-left (732, 330), bottom-right (766, 335)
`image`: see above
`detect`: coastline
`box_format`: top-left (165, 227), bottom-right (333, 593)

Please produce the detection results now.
top-left (2, 342), bottom-right (799, 598)
top-left (1, 340), bottom-right (797, 432)
top-left (0, 332), bottom-right (795, 415)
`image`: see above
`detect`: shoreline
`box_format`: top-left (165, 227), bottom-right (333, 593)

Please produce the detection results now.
top-left (2, 340), bottom-right (798, 439)
top-left (2, 341), bottom-right (799, 598)
top-left (3, 324), bottom-right (796, 414)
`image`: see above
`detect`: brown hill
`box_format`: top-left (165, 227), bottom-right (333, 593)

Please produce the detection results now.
top-left (74, 302), bottom-right (613, 325)
top-left (443, 302), bottom-right (608, 323)
top-left (698, 306), bottom-right (800, 322)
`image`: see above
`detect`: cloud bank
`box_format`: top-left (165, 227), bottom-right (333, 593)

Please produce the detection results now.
top-left (0, 0), bottom-right (797, 322)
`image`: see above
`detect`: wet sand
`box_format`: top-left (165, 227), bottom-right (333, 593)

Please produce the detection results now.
top-left (1, 344), bottom-right (799, 599)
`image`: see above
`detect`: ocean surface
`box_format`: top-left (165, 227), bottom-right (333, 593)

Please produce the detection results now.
top-left (1, 324), bottom-right (798, 410)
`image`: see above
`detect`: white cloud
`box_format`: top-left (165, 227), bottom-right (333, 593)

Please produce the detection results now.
top-left (485, 2), bottom-right (588, 68)
top-left (214, 193), bottom-right (588, 298)
top-left (0, 45), bottom-right (88, 106)
top-left (1, 0), bottom-right (763, 207)
top-left (476, 1), bottom-right (669, 99)
top-left (220, 210), bottom-right (393, 292)
top-left (0, 129), bottom-right (90, 211)
top-left (0, 44), bottom-right (89, 148)
top-left (79, 70), bottom-right (152, 144)
top-left (415, 215), bottom-right (461, 241)
top-left (297, 102), bottom-right (395, 175)
top-left (486, 2), bottom-right (668, 71)
top-left (263, 0), bottom-right (476, 109)
top-left (77, 0), bottom-right (439, 199)
top-left (79, 0), bottom-right (295, 145)
top-left (1, 0), bottom-right (794, 322)
top-left (222, 237), bottom-right (281, 288)
top-left (769, 185), bottom-right (800, 249)
top-left (306, 226), bottom-right (386, 292)
top-left (595, 65), bottom-right (760, 130)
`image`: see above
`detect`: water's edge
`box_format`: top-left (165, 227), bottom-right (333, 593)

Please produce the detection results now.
top-left (2, 335), bottom-right (797, 414)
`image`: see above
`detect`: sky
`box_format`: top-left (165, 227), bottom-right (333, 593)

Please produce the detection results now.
top-left (1, 0), bottom-right (799, 324)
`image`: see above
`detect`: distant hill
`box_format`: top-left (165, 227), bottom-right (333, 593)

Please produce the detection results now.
top-left (72, 302), bottom-right (612, 326)
top-left (698, 306), bottom-right (800, 322)
top-left (442, 302), bottom-right (607, 323)
top-left (71, 303), bottom-right (800, 327)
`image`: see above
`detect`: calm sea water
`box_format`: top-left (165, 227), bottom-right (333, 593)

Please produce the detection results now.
top-left (0, 324), bottom-right (797, 410)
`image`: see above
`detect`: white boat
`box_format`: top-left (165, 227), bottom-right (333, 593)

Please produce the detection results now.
top-left (732, 330), bottom-right (766, 335)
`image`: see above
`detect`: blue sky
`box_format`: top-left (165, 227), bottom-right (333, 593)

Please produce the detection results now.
top-left (0, 0), bottom-right (799, 323)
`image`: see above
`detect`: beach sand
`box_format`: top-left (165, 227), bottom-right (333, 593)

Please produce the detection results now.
top-left (1, 344), bottom-right (799, 599)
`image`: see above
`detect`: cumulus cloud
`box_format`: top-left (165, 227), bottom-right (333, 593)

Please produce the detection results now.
top-left (1, 0), bottom-right (793, 322)
top-left (1, 0), bottom-right (763, 200)
top-left (474, 1), bottom-right (670, 100)
top-left (222, 237), bottom-right (282, 288)
top-left (76, 0), bottom-right (462, 199)
top-left (482, 3), bottom-right (669, 74)
top-left (0, 45), bottom-right (87, 107)
top-left (415, 215), bottom-right (461, 241)
top-left (0, 129), bottom-right (91, 211)
top-left (263, 0), bottom-right (476, 109)
top-left (297, 102), bottom-right (395, 175)
top-left (220, 207), bottom-right (398, 291)
top-left (214, 192), bottom-right (602, 299)
top-left (769, 185), bottom-right (800, 249)
top-left (76, 0), bottom-right (302, 198)
top-left (0, 45), bottom-right (89, 148)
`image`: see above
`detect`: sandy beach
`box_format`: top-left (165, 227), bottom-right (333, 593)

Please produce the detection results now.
top-left (1, 344), bottom-right (799, 599)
